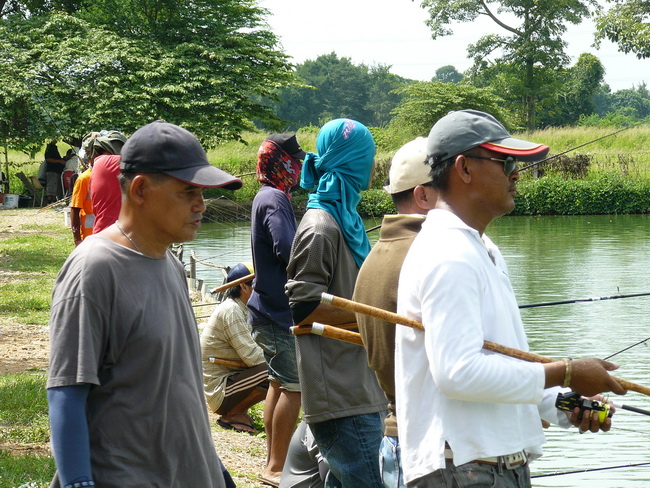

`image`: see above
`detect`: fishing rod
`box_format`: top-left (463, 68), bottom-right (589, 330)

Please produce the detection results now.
top-left (531, 461), bottom-right (650, 478)
top-left (320, 292), bottom-right (650, 396)
top-left (365, 223), bottom-right (382, 233)
top-left (518, 124), bottom-right (638, 173)
top-left (519, 290), bottom-right (650, 309)
top-left (604, 336), bottom-right (650, 361)
top-left (297, 304), bottom-right (650, 420)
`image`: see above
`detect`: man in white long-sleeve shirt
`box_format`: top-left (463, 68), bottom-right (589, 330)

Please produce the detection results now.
top-left (394, 109), bottom-right (627, 487)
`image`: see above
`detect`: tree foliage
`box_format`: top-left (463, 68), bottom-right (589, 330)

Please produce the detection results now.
top-left (383, 81), bottom-right (511, 147)
top-left (595, 0), bottom-right (650, 59)
top-left (540, 53), bottom-right (605, 126)
top-left (0, 0), bottom-right (297, 151)
top-left (417, 0), bottom-right (597, 129)
top-left (275, 53), bottom-right (412, 130)
top-left (432, 65), bottom-right (464, 83)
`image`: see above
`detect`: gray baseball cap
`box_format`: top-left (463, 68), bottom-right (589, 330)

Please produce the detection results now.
top-left (427, 110), bottom-right (550, 165)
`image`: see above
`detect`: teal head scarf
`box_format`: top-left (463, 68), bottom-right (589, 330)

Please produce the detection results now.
top-left (300, 118), bottom-right (376, 267)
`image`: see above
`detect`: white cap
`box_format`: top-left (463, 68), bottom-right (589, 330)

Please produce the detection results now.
top-left (384, 137), bottom-right (430, 194)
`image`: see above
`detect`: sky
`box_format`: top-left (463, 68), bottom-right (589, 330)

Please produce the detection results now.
top-left (258, 0), bottom-right (650, 93)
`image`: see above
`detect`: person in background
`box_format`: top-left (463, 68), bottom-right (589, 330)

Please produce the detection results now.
top-left (285, 118), bottom-right (387, 488)
top-left (352, 137), bottom-right (437, 488)
top-left (69, 164), bottom-right (94, 246)
top-left (64, 149), bottom-right (81, 173)
top-left (44, 140), bottom-right (66, 203)
top-left (47, 121), bottom-right (243, 488)
top-left (394, 110), bottom-right (626, 487)
top-left (89, 130), bottom-right (127, 233)
top-left (279, 420), bottom-right (329, 488)
top-left (201, 262), bottom-right (269, 434)
top-left (247, 133), bottom-right (306, 486)
top-left (69, 134), bottom-right (99, 246)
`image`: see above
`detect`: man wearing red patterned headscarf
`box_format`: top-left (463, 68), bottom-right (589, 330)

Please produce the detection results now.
top-left (248, 134), bottom-right (306, 486)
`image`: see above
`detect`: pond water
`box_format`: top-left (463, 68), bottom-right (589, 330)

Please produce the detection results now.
top-left (185, 214), bottom-right (650, 487)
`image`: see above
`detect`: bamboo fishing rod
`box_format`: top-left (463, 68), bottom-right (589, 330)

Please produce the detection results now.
top-left (292, 322), bottom-right (363, 345)
top-left (209, 273), bottom-right (254, 294)
top-left (292, 320), bottom-right (650, 415)
top-left (209, 357), bottom-right (247, 368)
top-left (519, 291), bottom-right (650, 309)
top-left (320, 292), bottom-right (650, 397)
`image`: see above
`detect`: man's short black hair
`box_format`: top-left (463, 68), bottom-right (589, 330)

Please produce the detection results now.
top-left (227, 285), bottom-right (242, 300)
top-left (226, 279), bottom-right (252, 300)
top-left (391, 187), bottom-right (415, 213)
top-left (428, 155), bottom-right (456, 192)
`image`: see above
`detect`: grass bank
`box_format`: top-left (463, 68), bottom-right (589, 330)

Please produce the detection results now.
top-left (206, 125), bottom-right (650, 217)
top-left (10, 125), bottom-right (648, 216)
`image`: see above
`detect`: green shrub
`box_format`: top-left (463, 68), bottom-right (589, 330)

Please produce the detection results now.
top-left (358, 189), bottom-right (395, 218)
top-left (513, 173), bottom-right (650, 215)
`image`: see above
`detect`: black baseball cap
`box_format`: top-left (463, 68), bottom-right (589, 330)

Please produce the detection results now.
top-left (266, 134), bottom-right (307, 160)
top-left (120, 121), bottom-right (243, 190)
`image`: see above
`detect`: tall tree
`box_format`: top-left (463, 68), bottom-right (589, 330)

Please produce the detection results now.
top-left (432, 65), bottom-right (464, 84)
top-left (275, 53), bottom-right (411, 129)
top-left (386, 81), bottom-right (510, 146)
top-left (540, 53), bottom-right (605, 126)
top-left (595, 0), bottom-right (650, 59)
top-left (417, 0), bottom-right (597, 129)
top-left (0, 0), bottom-right (296, 149)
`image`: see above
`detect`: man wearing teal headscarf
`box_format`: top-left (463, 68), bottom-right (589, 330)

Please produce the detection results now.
top-left (286, 119), bottom-right (387, 488)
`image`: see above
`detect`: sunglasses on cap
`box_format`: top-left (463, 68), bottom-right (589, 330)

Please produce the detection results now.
top-left (463, 154), bottom-right (518, 177)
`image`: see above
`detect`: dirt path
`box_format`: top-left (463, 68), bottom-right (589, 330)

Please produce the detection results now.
top-left (0, 208), bottom-right (268, 487)
top-left (0, 210), bottom-right (59, 375)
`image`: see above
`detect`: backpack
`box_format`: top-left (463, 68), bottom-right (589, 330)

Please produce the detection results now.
top-left (38, 160), bottom-right (47, 186)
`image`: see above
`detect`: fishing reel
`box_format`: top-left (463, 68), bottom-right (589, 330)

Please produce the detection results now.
top-left (555, 392), bottom-right (612, 423)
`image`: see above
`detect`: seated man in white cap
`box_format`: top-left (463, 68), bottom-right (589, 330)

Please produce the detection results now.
top-left (201, 262), bottom-right (269, 434)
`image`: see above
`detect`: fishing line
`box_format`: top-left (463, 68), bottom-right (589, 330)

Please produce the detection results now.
top-left (604, 336), bottom-right (650, 360)
top-left (518, 124), bottom-right (639, 173)
top-left (531, 461), bottom-right (650, 478)
top-left (519, 291), bottom-right (650, 309)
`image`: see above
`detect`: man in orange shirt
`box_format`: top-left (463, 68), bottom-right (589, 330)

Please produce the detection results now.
top-left (70, 163), bottom-right (94, 246)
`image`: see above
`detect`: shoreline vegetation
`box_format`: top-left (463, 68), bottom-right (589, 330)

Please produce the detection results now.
top-left (4, 125), bottom-right (650, 221)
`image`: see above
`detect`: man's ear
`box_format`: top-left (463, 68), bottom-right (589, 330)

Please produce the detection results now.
top-left (453, 155), bottom-right (472, 184)
top-left (128, 174), bottom-right (148, 205)
top-left (412, 185), bottom-right (437, 211)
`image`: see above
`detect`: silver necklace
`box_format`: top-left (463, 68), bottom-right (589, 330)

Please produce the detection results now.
top-left (115, 221), bottom-right (143, 254)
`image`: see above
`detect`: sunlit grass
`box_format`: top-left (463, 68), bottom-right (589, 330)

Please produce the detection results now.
top-left (0, 231), bottom-right (73, 324)
top-left (0, 373), bottom-right (54, 488)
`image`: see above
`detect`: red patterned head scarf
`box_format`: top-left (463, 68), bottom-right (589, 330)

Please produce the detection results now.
top-left (256, 139), bottom-right (303, 198)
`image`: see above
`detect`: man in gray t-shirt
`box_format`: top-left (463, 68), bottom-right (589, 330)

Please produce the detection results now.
top-left (47, 121), bottom-right (243, 488)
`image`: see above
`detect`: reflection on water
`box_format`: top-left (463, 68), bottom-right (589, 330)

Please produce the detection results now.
top-left (490, 215), bottom-right (650, 487)
top-left (187, 214), bottom-right (650, 487)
